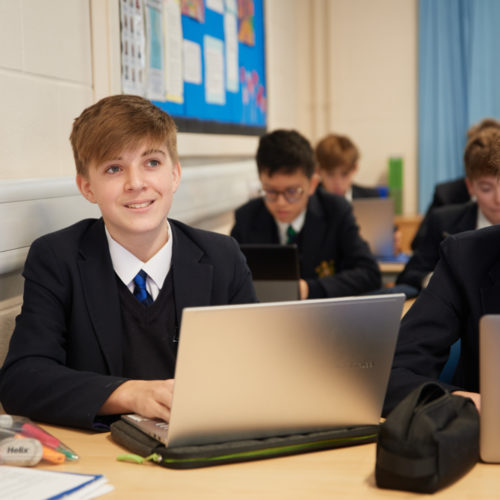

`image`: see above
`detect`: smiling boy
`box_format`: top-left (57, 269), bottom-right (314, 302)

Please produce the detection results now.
top-left (231, 129), bottom-right (381, 299)
top-left (384, 126), bottom-right (500, 415)
top-left (396, 127), bottom-right (500, 291)
top-left (0, 95), bottom-right (256, 429)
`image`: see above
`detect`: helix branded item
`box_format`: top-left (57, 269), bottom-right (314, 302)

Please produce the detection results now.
top-left (112, 294), bottom-right (404, 468)
top-left (239, 244), bottom-right (300, 302)
top-left (0, 437), bottom-right (43, 466)
top-left (0, 415), bottom-right (79, 464)
top-left (376, 382), bottom-right (479, 493)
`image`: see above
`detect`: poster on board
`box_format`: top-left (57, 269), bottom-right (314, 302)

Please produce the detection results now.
top-left (120, 0), bottom-right (267, 134)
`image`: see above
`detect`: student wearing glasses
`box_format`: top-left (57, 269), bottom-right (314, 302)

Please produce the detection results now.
top-left (231, 129), bottom-right (381, 299)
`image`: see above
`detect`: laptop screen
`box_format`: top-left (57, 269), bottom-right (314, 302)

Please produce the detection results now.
top-left (167, 294), bottom-right (405, 447)
top-left (352, 198), bottom-right (395, 259)
top-left (479, 314), bottom-right (500, 462)
top-left (239, 244), bottom-right (300, 302)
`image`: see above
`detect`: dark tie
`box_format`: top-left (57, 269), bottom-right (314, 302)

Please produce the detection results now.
top-left (286, 225), bottom-right (297, 244)
top-left (133, 270), bottom-right (154, 306)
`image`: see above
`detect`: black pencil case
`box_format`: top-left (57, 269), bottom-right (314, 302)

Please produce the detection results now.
top-left (110, 418), bottom-right (379, 469)
top-left (375, 382), bottom-right (479, 493)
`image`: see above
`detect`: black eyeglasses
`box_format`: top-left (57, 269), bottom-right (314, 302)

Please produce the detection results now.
top-left (259, 187), bottom-right (305, 203)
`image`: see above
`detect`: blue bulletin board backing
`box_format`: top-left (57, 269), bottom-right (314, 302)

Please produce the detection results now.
top-left (154, 0), bottom-right (266, 135)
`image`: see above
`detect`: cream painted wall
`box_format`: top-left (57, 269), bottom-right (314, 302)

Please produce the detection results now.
top-left (0, 0), bottom-right (418, 214)
top-left (0, 0), bottom-right (94, 179)
top-left (325, 0), bottom-right (418, 214)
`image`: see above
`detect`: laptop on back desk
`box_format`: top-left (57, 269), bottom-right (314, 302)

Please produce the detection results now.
top-left (352, 197), bottom-right (395, 259)
top-left (122, 293), bottom-right (405, 448)
top-left (239, 243), bottom-right (300, 302)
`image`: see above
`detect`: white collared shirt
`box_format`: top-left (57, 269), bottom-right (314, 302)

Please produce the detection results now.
top-left (276, 210), bottom-right (306, 245)
top-left (344, 187), bottom-right (353, 203)
top-left (105, 222), bottom-right (173, 300)
top-left (477, 208), bottom-right (493, 230)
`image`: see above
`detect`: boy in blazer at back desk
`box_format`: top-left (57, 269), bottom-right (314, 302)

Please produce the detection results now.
top-left (231, 129), bottom-right (381, 300)
top-left (314, 133), bottom-right (380, 200)
top-left (396, 127), bottom-right (500, 292)
top-left (0, 95), bottom-right (257, 430)
top-left (384, 126), bottom-right (500, 415)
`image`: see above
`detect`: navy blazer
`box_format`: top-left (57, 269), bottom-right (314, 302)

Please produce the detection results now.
top-left (230, 190), bottom-right (381, 298)
top-left (397, 202), bottom-right (478, 289)
top-left (0, 218), bottom-right (256, 429)
top-left (384, 224), bottom-right (500, 415)
top-left (412, 177), bottom-right (470, 249)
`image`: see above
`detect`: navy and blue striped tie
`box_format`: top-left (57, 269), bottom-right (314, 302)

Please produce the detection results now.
top-left (133, 270), bottom-right (154, 306)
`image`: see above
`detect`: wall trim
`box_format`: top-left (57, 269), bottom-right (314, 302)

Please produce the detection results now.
top-left (0, 159), bottom-right (258, 275)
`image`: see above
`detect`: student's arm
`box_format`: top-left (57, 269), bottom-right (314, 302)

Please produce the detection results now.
top-left (410, 186), bottom-right (442, 249)
top-left (396, 208), bottom-right (444, 290)
top-left (383, 256), bottom-right (465, 416)
top-left (306, 205), bottom-right (381, 298)
top-left (0, 236), bottom-right (128, 430)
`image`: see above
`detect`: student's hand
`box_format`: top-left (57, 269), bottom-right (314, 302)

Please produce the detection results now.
top-left (299, 279), bottom-right (309, 300)
top-left (452, 390), bottom-right (481, 412)
top-left (99, 379), bottom-right (175, 421)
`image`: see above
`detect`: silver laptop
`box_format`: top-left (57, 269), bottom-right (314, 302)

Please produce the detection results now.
top-left (239, 244), bottom-right (300, 302)
top-left (352, 198), bottom-right (395, 259)
top-left (479, 315), bottom-right (500, 462)
top-left (123, 293), bottom-right (405, 448)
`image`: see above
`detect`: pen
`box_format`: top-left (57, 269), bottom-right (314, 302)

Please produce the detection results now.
top-left (0, 415), bottom-right (79, 461)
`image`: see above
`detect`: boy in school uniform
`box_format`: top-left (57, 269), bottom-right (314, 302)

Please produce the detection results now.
top-left (411, 117), bottom-right (500, 249)
top-left (383, 223), bottom-right (500, 415)
top-left (383, 129), bottom-right (500, 415)
top-left (314, 133), bottom-right (380, 200)
top-left (230, 129), bottom-right (381, 300)
top-left (0, 95), bottom-right (257, 430)
top-left (396, 127), bottom-right (500, 292)
top-left (314, 132), bottom-right (402, 256)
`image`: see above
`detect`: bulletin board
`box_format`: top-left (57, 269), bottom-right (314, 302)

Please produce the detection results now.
top-left (120, 0), bottom-right (267, 135)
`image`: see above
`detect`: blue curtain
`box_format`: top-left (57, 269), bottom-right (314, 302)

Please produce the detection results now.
top-left (418, 0), bottom-right (500, 212)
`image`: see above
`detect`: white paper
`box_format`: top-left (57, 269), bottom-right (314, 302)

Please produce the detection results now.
top-left (183, 39), bottom-right (202, 84)
top-left (120, 0), bottom-right (146, 96)
top-left (164, 0), bottom-right (183, 103)
top-left (204, 35), bottom-right (225, 105)
top-left (225, 0), bottom-right (237, 15)
top-left (207, 0), bottom-right (224, 13)
top-left (0, 466), bottom-right (113, 500)
top-left (224, 11), bottom-right (238, 92)
top-left (145, 0), bottom-right (166, 100)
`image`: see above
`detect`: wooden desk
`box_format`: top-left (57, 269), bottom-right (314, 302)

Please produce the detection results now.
top-left (402, 298), bottom-right (415, 317)
top-left (29, 299), bottom-right (465, 498)
top-left (378, 260), bottom-right (405, 287)
top-left (38, 424), bottom-right (497, 499)
top-left (394, 214), bottom-right (423, 254)
top-left (378, 262), bottom-right (405, 275)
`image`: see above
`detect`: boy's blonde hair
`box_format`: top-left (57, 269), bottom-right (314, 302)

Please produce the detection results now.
top-left (315, 133), bottom-right (359, 173)
top-left (464, 128), bottom-right (500, 180)
top-left (70, 94), bottom-right (178, 176)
